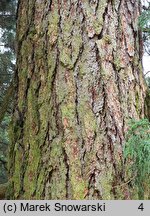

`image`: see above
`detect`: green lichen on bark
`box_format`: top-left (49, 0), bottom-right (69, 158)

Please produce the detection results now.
top-left (8, 0), bottom-right (147, 200)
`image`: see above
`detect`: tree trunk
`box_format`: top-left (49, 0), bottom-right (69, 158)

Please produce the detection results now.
top-left (0, 183), bottom-right (7, 200)
top-left (8, 0), bottom-right (146, 199)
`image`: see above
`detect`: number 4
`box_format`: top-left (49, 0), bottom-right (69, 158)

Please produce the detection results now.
top-left (138, 203), bottom-right (144, 211)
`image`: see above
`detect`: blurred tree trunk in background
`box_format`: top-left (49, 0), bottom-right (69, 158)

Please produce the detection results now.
top-left (8, 0), bottom-right (147, 199)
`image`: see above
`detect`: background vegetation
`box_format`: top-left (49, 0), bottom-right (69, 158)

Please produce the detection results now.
top-left (0, 0), bottom-right (17, 184)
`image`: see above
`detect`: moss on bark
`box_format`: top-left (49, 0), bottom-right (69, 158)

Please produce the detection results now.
top-left (8, 0), bottom-right (146, 199)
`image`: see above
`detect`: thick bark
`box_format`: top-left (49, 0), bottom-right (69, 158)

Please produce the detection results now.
top-left (8, 0), bottom-right (146, 199)
top-left (0, 183), bottom-right (7, 200)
